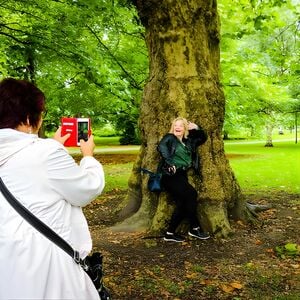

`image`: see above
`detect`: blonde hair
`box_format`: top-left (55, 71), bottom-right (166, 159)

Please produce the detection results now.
top-left (169, 117), bottom-right (189, 139)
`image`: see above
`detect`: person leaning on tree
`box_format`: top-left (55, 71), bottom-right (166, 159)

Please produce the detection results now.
top-left (157, 117), bottom-right (210, 242)
top-left (0, 78), bottom-right (105, 300)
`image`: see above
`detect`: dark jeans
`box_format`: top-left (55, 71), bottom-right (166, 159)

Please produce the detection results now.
top-left (161, 169), bottom-right (200, 233)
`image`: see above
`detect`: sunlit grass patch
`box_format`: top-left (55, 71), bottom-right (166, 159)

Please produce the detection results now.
top-left (92, 139), bottom-right (299, 195)
top-left (225, 140), bottom-right (299, 194)
top-left (102, 163), bottom-right (132, 192)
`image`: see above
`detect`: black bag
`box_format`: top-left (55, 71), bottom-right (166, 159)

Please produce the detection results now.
top-left (0, 178), bottom-right (111, 300)
top-left (140, 168), bottom-right (162, 193)
top-left (81, 252), bottom-right (111, 299)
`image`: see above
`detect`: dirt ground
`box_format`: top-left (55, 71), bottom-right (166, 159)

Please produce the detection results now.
top-left (82, 154), bottom-right (300, 300)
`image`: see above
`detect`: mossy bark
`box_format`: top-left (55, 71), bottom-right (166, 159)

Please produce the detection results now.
top-left (118, 0), bottom-right (247, 237)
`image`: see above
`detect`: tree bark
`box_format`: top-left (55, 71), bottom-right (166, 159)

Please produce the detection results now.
top-left (265, 124), bottom-right (274, 147)
top-left (117, 0), bottom-right (246, 237)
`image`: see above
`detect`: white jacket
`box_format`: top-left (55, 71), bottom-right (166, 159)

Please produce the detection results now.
top-left (0, 129), bottom-right (105, 300)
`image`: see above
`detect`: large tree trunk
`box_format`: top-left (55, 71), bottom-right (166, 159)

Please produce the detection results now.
top-left (117, 0), bottom-right (247, 237)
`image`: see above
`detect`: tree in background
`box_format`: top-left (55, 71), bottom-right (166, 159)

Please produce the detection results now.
top-left (220, 0), bottom-right (299, 144)
top-left (0, 0), bottom-right (148, 142)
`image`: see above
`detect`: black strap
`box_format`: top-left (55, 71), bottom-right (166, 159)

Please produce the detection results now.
top-left (140, 167), bottom-right (155, 175)
top-left (0, 177), bottom-right (80, 264)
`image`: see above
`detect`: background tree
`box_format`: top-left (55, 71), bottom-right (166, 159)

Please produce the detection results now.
top-left (220, 0), bottom-right (299, 143)
top-left (0, 0), bottom-right (148, 142)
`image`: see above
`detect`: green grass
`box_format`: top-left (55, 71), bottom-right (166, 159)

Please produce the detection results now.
top-left (94, 136), bottom-right (120, 146)
top-left (102, 163), bottom-right (133, 193)
top-left (224, 140), bottom-right (299, 194)
top-left (92, 137), bottom-right (299, 195)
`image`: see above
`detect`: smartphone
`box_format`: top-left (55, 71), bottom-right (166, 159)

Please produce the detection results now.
top-left (61, 117), bottom-right (91, 147)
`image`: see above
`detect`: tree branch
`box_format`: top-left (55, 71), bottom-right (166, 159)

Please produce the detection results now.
top-left (0, 32), bottom-right (30, 45)
top-left (86, 24), bottom-right (143, 91)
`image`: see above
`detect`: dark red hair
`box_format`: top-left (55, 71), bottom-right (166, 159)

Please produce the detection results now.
top-left (0, 78), bottom-right (45, 129)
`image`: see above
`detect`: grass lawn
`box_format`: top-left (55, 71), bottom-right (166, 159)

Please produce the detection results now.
top-left (225, 139), bottom-right (299, 194)
top-left (103, 162), bottom-right (133, 192)
top-left (67, 132), bottom-right (299, 194)
top-left (97, 137), bottom-right (299, 195)
top-left (94, 136), bottom-right (120, 146)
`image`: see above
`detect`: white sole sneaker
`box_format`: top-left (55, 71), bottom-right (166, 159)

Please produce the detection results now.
top-left (163, 236), bottom-right (185, 242)
top-left (188, 232), bottom-right (210, 240)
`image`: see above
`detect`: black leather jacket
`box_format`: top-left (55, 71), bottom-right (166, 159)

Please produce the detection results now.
top-left (157, 127), bottom-right (207, 175)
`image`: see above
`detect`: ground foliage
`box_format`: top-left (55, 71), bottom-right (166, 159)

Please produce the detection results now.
top-left (83, 154), bottom-right (300, 300)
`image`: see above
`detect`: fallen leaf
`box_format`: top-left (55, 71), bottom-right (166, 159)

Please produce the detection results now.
top-left (230, 281), bottom-right (243, 289)
top-left (237, 220), bottom-right (246, 227)
top-left (200, 279), bottom-right (214, 285)
top-left (245, 262), bottom-right (254, 268)
top-left (221, 284), bottom-right (234, 293)
top-left (186, 272), bottom-right (198, 279)
top-left (111, 240), bottom-right (121, 244)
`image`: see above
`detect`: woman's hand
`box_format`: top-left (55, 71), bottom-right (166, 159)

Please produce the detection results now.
top-left (53, 126), bottom-right (70, 145)
top-left (187, 122), bottom-right (198, 130)
top-left (80, 135), bottom-right (95, 157)
top-left (168, 165), bottom-right (176, 175)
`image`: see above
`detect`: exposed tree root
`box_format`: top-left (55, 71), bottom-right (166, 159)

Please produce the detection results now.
top-left (246, 202), bottom-right (273, 213)
top-left (245, 202), bottom-right (273, 223)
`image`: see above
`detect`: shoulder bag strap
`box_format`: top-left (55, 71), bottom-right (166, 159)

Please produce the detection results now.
top-left (140, 167), bottom-right (155, 175)
top-left (0, 178), bottom-right (81, 264)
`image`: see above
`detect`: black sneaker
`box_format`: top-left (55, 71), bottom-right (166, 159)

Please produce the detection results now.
top-left (163, 232), bottom-right (185, 242)
top-left (188, 228), bottom-right (210, 240)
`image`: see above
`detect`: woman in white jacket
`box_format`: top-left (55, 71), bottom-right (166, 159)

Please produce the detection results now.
top-left (0, 78), bottom-right (105, 300)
